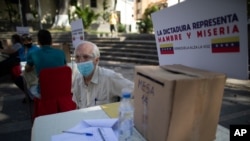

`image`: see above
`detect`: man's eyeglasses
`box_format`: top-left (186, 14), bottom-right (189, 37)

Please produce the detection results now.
top-left (75, 54), bottom-right (94, 61)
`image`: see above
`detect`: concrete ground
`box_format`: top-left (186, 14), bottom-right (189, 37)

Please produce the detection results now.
top-left (0, 62), bottom-right (249, 141)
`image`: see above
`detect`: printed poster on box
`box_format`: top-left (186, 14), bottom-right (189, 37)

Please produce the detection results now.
top-left (70, 19), bottom-right (84, 48)
top-left (152, 0), bottom-right (248, 80)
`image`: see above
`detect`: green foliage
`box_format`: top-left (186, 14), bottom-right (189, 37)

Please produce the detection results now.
top-left (30, 8), bottom-right (39, 20)
top-left (137, 5), bottom-right (159, 33)
top-left (74, 5), bottom-right (100, 29)
top-left (118, 24), bottom-right (126, 33)
top-left (102, 0), bottom-right (110, 22)
top-left (144, 5), bottom-right (159, 18)
top-left (137, 18), bottom-right (152, 34)
top-left (4, 1), bottom-right (19, 23)
top-left (102, 12), bottom-right (110, 23)
top-left (103, 0), bottom-right (109, 10)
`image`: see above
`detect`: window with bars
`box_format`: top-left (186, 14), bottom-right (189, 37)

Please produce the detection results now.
top-left (90, 0), bottom-right (97, 8)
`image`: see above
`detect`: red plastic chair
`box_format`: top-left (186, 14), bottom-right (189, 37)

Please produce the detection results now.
top-left (33, 66), bottom-right (76, 120)
top-left (11, 64), bottom-right (21, 80)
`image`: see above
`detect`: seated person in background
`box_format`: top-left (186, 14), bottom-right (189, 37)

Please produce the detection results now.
top-left (14, 34), bottom-right (40, 102)
top-left (25, 29), bottom-right (66, 99)
top-left (0, 34), bottom-right (22, 77)
top-left (0, 40), bottom-right (3, 49)
top-left (0, 40), bottom-right (6, 61)
top-left (19, 34), bottom-right (40, 63)
top-left (72, 41), bottom-right (134, 109)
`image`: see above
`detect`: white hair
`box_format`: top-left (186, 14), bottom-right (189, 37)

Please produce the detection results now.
top-left (74, 41), bottom-right (100, 58)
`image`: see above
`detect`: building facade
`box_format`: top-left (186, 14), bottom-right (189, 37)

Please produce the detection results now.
top-left (134, 0), bottom-right (167, 20)
top-left (0, 0), bottom-right (137, 32)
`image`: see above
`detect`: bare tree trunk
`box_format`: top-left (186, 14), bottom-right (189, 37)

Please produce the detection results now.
top-left (20, 0), bottom-right (35, 26)
top-left (20, 0), bottom-right (27, 26)
top-left (4, 0), bottom-right (13, 25)
top-left (24, 0), bottom-right (35, 21)
top-left (52, 0), bottom-right (71, 28)
top-left (59, 0), bottom-right (69, 14)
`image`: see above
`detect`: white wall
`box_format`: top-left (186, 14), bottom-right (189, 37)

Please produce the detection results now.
top-left (36, 0), bottom-right (137, 32)
top-left (116, 0), bottom-right (137, 32)
top-left (167, 0), bottom-right (186, 7)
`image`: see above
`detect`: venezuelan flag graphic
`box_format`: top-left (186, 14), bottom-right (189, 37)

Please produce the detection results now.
top-left (211, 36), bottom-right (240, 53)
top-left (160, 43), bottom-right (174, 54)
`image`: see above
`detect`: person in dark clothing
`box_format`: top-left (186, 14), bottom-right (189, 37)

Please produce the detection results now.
top-left (0, 34), bottom-right (22, 78)
top-left (25, 29), bottom-right (66, 99)
top-left (0, 40), bottom-right (3, 49)
top-left (14, 34), bottom-right (40, 103)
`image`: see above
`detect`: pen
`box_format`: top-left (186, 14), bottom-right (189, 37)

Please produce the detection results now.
top-left (98, 128), bottom-right (106, 141)
top-left (62, 130), bottom-right (93, 136)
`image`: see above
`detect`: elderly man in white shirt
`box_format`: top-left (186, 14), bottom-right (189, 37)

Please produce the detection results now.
top-left (72, 41), bottom-right (134, 109)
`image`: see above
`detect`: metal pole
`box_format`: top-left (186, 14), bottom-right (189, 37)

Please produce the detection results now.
top-left (125, 0), bottom-right (128, 33)
top-left (19, 0), bottom-right (23, 26)
top-left (37, 0), bottom-right (43, 29)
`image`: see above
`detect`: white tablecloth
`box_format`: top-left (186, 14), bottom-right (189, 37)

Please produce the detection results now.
top-left (31, 106), bottom-right (145, 141)
top-left (31, 105), bottom-right (229, 141)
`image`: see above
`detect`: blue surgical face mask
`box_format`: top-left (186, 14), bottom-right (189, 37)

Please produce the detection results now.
top-left (77, 60), bottom-right (94, 77)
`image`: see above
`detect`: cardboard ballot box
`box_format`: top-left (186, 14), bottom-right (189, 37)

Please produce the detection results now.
top-left (134, 65), bottom-right (226, 141)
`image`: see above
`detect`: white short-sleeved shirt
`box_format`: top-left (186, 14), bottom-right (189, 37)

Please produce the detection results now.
top-left (72, 65), bottom-right (134, 109)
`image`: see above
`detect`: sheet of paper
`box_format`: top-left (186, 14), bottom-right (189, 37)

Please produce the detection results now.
top-left (84, 118), bottom-right (118, 128)
top-left (51, 127), bottom-right (118, 141)
top-left (51, 118), bottom-right (119, 141)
